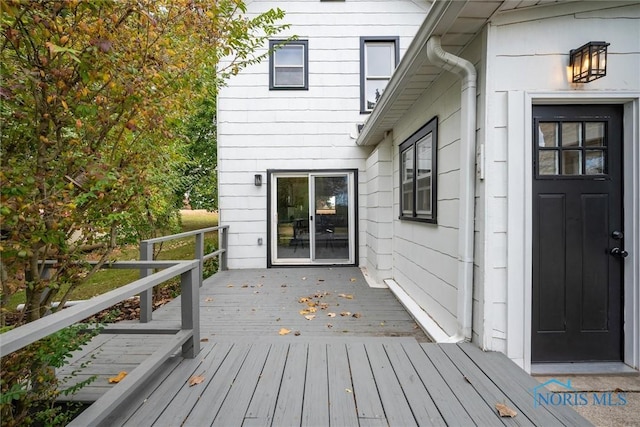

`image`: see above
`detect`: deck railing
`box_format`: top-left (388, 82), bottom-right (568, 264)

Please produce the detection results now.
top-left (0, 225), bottom-right (229, 426)
top-left (138, 225), bottom-right (228, 322)
top-left (1, 260), bottom-right (200, 425)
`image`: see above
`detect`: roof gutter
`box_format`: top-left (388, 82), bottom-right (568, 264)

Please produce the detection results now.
top-left (425, 35), bottom-right (476, 343)
top-left (356, 0), bottom-right (466, 146)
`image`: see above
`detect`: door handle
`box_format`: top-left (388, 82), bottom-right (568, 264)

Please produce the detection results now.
top-left (610, 247), bottom-right (629, 258)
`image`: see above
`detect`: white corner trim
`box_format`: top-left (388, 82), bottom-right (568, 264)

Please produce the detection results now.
top-left (360, 267), bottom-right (388, 289)
top-left (384, 279), bottom-right (451, 342)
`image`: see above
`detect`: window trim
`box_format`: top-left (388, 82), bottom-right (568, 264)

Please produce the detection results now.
top-left (399, 116), bottom-right (438, 223)
top-left (360, 36), bottom-right (399, 114)
top-left (269, 40), bottom-right (309, 90)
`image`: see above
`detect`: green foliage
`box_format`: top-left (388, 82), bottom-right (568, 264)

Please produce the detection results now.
top-left (0, 322), bottom-right (102, 426)
top-left (0, 0), bottom-right (288, 324)
top-left (175, 98), bottom-right (218, 211)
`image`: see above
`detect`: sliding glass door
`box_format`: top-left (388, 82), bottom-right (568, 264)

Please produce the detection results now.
top-left (271, 171), bottom-right (355, 265)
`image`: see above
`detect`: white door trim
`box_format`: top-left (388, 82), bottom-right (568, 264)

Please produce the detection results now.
top-left (506, 91), bottom-right (640, 373)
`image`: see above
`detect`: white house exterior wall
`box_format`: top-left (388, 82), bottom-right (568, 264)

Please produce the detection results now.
top-left (484, 2), bottom-right (640, 368)
top-left (217, 0), bottom-right (429, 268)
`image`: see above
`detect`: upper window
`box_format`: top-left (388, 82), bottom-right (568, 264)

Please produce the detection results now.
top-left (269, 40), bottom-right (308, 90)
top-left (360, 37), bottom-right (399, 113)
top-left (399, 117), bottom-right (438, 223)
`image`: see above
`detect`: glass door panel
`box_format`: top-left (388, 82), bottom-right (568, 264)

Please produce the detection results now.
top-left (271, 171), bottom-right (354, 265)
top-left (275, 176), bottom-right (309, 260)
top-left (313, 175), bottom-right (350, 261)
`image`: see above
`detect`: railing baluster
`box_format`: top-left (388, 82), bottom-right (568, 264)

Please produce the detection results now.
top-left (195, 232), bottom-right (204, 288)
top-left (139, 241), bottom-right (153, 323)
top-left (180, 263), bottom-right (200, 358)
top-left (220, 226), bottom-right (228, 271)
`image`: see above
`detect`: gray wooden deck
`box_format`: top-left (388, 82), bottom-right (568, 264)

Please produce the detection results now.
top-left (58, 267), bottom-right (592, 426)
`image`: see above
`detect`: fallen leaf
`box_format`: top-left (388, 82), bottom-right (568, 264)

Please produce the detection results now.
top-left (281, 284), bottom-right (287, 287)
top-left (302, 277), bottom-right (307, 280)
top-left (352, 313), bottom-right (362, 318)
top-left (108, 371), bottom-right (127, 384)
top-left (304, 315), bottom-right (316, 320)
top-left (279, 328), bottom-right (291, 335)
top-left (276, 317), bottom-right (281, 322)
top-left (306, 301), bottom-right (317, 307)
top-left (380, 322), bottom-right (385, 326)
top-left (204, 297), bottom-right (214, 302)
top-left (241, 284), bottom-right (248, 288)
top-left (327, 323), bottom-right (333, 328)
top-left (495, 403), bottom-right (517, 418)
top-left (294, 331), bottom-right (301, 336)
top-left (308, 307), bottom-right (317, 313)
top-left (328, 312), bottom-right (337, 318)
top-left (299, 309), bottom-right (310, 315)
top-left (227, 284), bottom-right (234, 288)
top-left (319, 303), bottom-right (329, 310)
top-left (338, 293), bottom-right (353, 299)
top-left (340, 311), bottom-right (351, 317)
top-left (350, 278), bottom-right (357, 282)
top-left (200, 338), bottom-right (209, 342)
top-left (318, 278), bottom-right (325, 282)
top-left (189, 375), bottom-right (205, 387)
top-left (299, 297), bottom-right (310, 303)
top-left (345, 388), bottom-right (352, 393)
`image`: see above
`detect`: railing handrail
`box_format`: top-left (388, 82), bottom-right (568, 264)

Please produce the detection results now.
top-left (0, 260), bottom-right (198, 358)
top-left (141, 225), bottom-right (228, 245)
top-left (138, 224), bottom-right (229, 322)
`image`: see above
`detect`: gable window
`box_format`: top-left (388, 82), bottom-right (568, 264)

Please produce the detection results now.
top-left (269, 40), bottom-right (308, 90)
top-left (360, 37), bottom-right (399, 113)
top-left (399, 117), bottom-right (438, 222)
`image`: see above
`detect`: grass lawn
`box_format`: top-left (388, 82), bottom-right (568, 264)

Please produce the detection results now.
top-left (4, 210), bottom-right (219, 312)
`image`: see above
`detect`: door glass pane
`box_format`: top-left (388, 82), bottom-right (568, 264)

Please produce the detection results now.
top-left (276, 177), bottom-right (309, 259)
top-left (538, 123), bottom-right (558, 147)
top-left (538, 150), bottom-right (558, 175)
top-left (562, 122), bottom-right (582, 147)
top-left (562, 150), bottom-right (582, 175)
top-left (585, 122), bottom-right (605, 147)
top-left (314, 176), bottom-right (349, 260)
top-left (586, 150), bottom-right (605, 174)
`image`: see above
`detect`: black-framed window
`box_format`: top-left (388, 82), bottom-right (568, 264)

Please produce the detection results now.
top-left (399, 117), bottom-right (438, 222)
top-left (269, 40), bottom-right (308, 90)
top-left (360, 37), bottom-right (399, 113)
top-left (535, 120), bottom-right (608, 177)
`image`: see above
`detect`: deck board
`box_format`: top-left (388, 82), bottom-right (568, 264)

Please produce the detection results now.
top-left (326, 343), bottom-right (359, 427)
top-left (55, 267), bottom-right (592, 426)
top-left (301, 343), bottom-right (329, 427)
top-left (347, 343), bottom-right (386, 422)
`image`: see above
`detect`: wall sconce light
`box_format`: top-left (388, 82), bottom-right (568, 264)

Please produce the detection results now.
top-left (570, 41), bottom-right (610, 83)
top-left (254, 174), bottom-right (262, 186)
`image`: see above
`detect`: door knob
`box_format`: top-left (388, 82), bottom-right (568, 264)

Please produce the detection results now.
top-left (611, 231), bottom-right (624, 240)
top-left (610, 247), bottom-right (629, 258)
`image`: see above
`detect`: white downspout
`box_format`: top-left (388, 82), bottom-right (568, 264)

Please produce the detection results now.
top-left (426, 36), bottom-right (477, 343)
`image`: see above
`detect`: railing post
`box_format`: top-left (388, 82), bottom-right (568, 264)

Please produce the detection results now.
top-left (139, 241), bottom-right (153, 323)
top-left (180, 262), bottom-right (200, 358)
top-left (195, 231), bottom-right (204, 288)
top-left (220, 226), bottom-right (228, 271)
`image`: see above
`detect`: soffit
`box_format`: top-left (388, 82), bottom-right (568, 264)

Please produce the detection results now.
top-left (357, 0), bottom-right (567, 146)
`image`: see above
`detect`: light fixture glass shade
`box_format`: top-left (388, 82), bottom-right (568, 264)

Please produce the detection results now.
top-left (570, 41), bottom-right (610, 83)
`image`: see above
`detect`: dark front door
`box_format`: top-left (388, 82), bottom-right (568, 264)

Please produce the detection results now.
top-left (532, 105), bottom-right (625, 363)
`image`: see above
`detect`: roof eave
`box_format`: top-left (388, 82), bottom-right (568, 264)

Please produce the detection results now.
top-left (356, 0), bottom-right (469, 147)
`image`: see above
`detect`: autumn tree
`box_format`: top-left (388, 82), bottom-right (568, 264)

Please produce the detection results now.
top-left (0, 0), bottom-right (288, 325)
